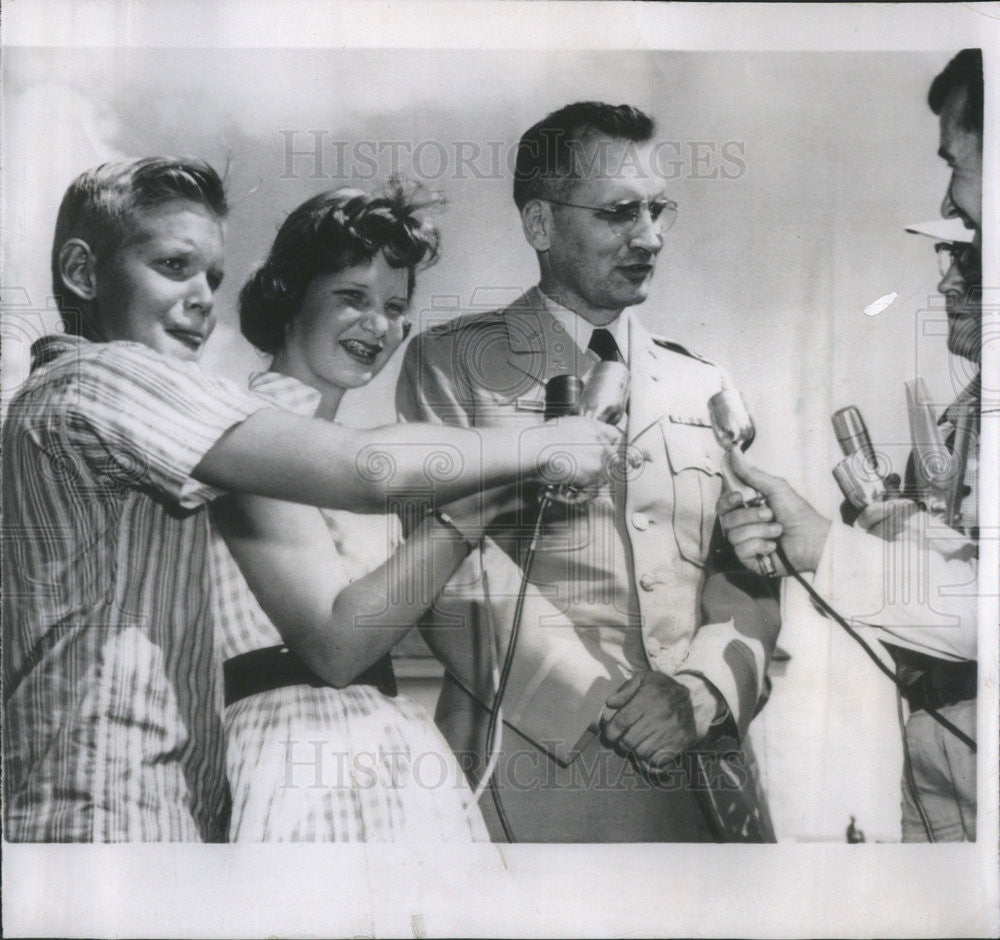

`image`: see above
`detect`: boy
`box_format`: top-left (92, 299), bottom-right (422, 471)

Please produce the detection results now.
top-left (3, 157), bottom-right (617, 841)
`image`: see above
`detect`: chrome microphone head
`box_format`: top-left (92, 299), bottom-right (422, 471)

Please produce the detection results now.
top-left (708, 388), bottom-right (755, 452)
top-left (579, 361), bottom-right (630, 424)
top-left (833, 455), bottom-right (887, 509)
top-left (831, 406), bottom-right (877, 466)
top-left (544, 374), bottom-right (584, 420)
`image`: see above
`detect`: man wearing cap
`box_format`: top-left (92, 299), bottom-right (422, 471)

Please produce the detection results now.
top-left (396, 101), bottom-right (780, 842)
top-left (716, 51), bottom-right (982, 841)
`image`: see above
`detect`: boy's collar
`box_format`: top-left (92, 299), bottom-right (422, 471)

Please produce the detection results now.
top-left (30, 333), bottom-right (90, 371)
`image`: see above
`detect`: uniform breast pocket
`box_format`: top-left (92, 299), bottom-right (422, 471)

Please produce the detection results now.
top-left (660, 422), bottom-right (723, 566)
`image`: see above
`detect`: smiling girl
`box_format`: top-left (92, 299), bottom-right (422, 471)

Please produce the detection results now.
top-left (210, 182), bottom-right (502, 841)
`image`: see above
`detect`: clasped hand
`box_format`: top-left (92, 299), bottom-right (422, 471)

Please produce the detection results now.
top-left (601, 670), bottom-right (697, 773)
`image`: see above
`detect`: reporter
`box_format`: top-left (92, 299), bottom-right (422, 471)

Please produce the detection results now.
top-left (716, 189), bottom-right (981, 841)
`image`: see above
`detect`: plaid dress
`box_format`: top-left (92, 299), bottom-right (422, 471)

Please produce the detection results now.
top-left (210, 372), bottom-right (487, 842)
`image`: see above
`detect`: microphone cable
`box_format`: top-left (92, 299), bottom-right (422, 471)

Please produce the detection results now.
top-left (479, 364), bottom-right (629, 841)
top-left (462, 561), bottom-right (504, 820)
top-left (773, 542), bottom-right (976, 753)
top-left (483, 489), bottom-right (553, 843)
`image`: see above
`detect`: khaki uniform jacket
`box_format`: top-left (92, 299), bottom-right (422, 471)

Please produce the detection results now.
top-left (396, 289), bottom-right (779, 840)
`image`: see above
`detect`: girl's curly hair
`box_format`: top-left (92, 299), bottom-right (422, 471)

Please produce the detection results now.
top-left (240, 177), bottom-right (442, 354)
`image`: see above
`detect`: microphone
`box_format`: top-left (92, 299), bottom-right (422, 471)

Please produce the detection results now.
top-left (578, 360), bottom-right (630, 424)
top-left (832, 406), bottom-right (878, 468)
top-left (542, 362), bottom-right (630, 500)
top-left (831, 406), bottom-right (886, 509)
top-left (544, 374), bottom-right (583, 420)
top-left (544, 362), bottom-right (630, 424)
top-left (707, 387), bottom-right (778, 577)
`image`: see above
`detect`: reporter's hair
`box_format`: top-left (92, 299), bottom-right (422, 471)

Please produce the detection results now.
top-left (239, 177), bottom-right (442, 355)
top-left (51, 157), bottom-right (228, 332)
top-left (513, 101), bottom-right (655, 210)
top-left (929, 49), bottom-right (983, 135)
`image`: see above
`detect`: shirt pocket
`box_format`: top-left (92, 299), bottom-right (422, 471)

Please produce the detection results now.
top-left (660, 422), bottom-right (723, 566)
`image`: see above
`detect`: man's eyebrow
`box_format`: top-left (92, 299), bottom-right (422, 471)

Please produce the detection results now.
top-left (604, 197), bottom-right (662, 207)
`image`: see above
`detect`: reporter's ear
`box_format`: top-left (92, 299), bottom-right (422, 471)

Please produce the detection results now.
top-left (57, 239), bottom-right (99, 303)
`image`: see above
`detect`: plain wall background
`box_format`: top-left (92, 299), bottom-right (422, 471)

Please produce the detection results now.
top-left (2, 46), bottom-right (971, 840)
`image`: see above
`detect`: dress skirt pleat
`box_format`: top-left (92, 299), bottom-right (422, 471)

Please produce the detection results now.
top-left (225, 683), bottom-right (488, 842)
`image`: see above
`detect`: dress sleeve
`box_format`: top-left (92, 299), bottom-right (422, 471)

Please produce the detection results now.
top-left (61, 343), bottom-right (269, 509)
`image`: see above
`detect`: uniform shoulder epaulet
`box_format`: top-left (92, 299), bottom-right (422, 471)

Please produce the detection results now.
top-left (651, 336), bottom-right (714, 366)
top-left (423, 308), bottom-right (505, 338)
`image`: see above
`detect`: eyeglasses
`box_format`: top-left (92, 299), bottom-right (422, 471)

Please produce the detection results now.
top-left (544, 197), bottom-right (678, 237)
top-left (935, 241), bottom-right (980, 279)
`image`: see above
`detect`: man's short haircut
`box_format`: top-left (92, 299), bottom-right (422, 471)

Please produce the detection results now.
top-left (239, 177), bottom-right (441, 355)
top-left (929, 49), bottom-right (983, 135)
top-left (51, 157), bottom-right (228, 328)
top-left (513, 101), bottom-right (655, 209)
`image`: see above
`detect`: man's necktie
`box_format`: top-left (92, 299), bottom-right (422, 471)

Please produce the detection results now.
top-left (588, 327), bottom-right (622, 363)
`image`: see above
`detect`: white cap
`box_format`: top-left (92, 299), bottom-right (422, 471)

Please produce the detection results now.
top-left (904, 218), bottom-right (974, 243)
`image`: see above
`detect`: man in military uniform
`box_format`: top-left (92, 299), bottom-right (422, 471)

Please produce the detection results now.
top-left (396, 101), bottom-right (779, 842)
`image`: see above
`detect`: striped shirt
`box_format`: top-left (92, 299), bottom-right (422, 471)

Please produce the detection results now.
top-left (3, 335), bottom-right (267, 842)
top-left (210, 371), bottom-right (402, 662)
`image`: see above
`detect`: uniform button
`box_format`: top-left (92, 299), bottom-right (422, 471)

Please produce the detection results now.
top-left (631, 512), bottom-right (650, 531)
top-left (639, 573), bottom-right (656, 591)
top-left (645, 637), bottom-right (661, 658)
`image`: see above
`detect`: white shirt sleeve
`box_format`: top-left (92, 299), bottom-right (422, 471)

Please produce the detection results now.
top-left (811, 518), bottom-right (977, 662)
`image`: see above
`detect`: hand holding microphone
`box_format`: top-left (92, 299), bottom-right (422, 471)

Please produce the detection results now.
top-left (523, 369), bottom-right (623, 498)
top-left (716, 449), bottom-right (832, 576)
top-left (540, 362), bottom-right (630, 503)
top-left (707, 387), bottom-right (779, 577)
